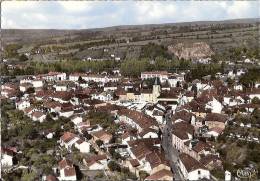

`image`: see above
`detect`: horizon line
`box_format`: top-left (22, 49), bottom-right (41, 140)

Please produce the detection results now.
top-left (2, 17), bottom-right (259, 31)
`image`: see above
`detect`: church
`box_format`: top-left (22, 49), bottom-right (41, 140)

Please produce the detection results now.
top-left (140, 77), bottom-right (161, 103)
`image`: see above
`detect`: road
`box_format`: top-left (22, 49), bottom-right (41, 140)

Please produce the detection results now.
top-left (162, 111), bottom-right (185, 181)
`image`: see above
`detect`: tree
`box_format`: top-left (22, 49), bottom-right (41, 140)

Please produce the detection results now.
top-left (4, 44), bottom-right (22, 58)
top-left (139, 170), bottom-right (149, 180)
top-left (109, 148), bottom-right (121, 160)
top-left (83, 131), bottom-right (92, 140)
top-left (26, 87), bottom-right (35, 94)
top-left (108, 161), bottom-right (121, 172)
top-left (19, 54), bottom-right (29, 62)
top-left (251, 97), bottom-right (260, 104)
top-left (95, 140), bottom-right (104, 147)
top-left (21, 171), bottom-right (37, 181)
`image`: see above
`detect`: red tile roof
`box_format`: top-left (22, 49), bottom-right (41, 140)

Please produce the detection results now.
top-left (58, 158), bottom-right (73, 169)
top-left (145, 169), bottom-right (173, 181)
top-left (179, 153), bottom-right (206, 172)
top-left (118, 109), bottom-right (158, 129)
top-left (85, 154), bottom-right (107, 166)
top-left (64, 167), bottom-right (76, 177)
top-left (129, 159), bottom-right (140, 167)
top-left (204, 113), bottom-right (228, 123)
top-left (46, 175), bottom-right (58, 181)
top-left (146, 150), bottom-right (170, 168)
top-left (60, 132), bottom-right (77, 143)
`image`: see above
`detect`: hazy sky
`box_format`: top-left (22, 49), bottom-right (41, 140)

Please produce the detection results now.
top-left (2, 1), bottom-right (259, 29)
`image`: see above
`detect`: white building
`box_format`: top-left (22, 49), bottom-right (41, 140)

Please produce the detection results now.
top-left (71, 115), bottom-right (83, 125)
top-left (74, 139), bottom-right (90, 153)
top-left (54, 84), bottom-right (68, 92)
top-left (32, 79), bottom-right (44, 88)
top-left (31, 111), bottom-right (46, 122)
top-left (205, 97), bottom-right (223, 114)
top-left (60, 132), bottom-right (80, 151)
top-left (179, 153), bottom-right (210, 180)
top-left (58, 159), bottom-right (77, 181)
top-left (83, 155), bottom-right (108, 170)
top-left (141, 71), bottom-right (169, 83)
top-left (1, 148), bottom-right (14, 167)
top-left (168, 74), bottom-right (185, 87)
top-left (16, 100), bottom-right (30, 110)
top-left (44, 72), bottom-right (66, 81)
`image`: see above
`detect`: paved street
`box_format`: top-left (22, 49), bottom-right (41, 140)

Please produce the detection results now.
top-left (162, 112), bottom-right (185, 181)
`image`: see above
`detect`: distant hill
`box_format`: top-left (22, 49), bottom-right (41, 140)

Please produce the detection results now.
top-left (2, 18), bottom-right (259, 61)
top-left (2, 18), bottom-right (259, 44)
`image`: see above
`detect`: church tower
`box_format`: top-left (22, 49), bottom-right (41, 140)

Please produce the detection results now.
top-left (153, 77), bottom-right (161, 102)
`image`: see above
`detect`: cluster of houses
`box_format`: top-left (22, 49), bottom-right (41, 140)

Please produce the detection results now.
top-left (1, 69), bottom-right (260, 181)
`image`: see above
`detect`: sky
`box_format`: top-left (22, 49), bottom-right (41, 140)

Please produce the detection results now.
top-left (2, 1), bottom-right (259, 29)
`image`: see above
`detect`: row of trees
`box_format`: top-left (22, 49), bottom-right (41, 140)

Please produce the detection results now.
top-left (239, 68), bottom-right (260, 88)
top-left (2, 57), bottom-right (224, 81)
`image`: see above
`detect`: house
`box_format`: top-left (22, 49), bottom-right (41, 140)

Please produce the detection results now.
top-left (233, 84), bottom-right (243, 91)
top-left (200, 154), bottom-right (223, 170)
top-left (104, 82), bottom-right (118, 91)
top-left (145, 169), bottom-right (173, 181)
top-left (172, 122), bottom-right (194, 152)
top-left (43, 101), bottom-right (61, 113)
top-left (42, 129), bottom-right (55, 139)
top-left (172, 110), bottom-right (195, 123)
top-left (51, 91), bottom-right (72, 103)
top-left (60, 132), bottom-right (79, 151)
top-left (74, 139), bottom-right (90, 153)
top-left (126, 159), bottom-right (141, 176)
top-left (206, 127), bottom-right (225, 138)
top-left (43, 175), bottom-right (58, 181)
top-left (145, 150), bottom-right (171, 174)
top-left (35, 90), bottom-right (53, 101)
top-left (1, 83), bottom-right (19, 98)
top-left (126, 139), bottom-right (162, 173)
top-left (141, 71), bottom-right (169, 83)
top-left (31, 111), bottom-right (46, 122)
top-left (54, 82), bottom-right (68, 92)
top-left (157, 90), bottom-right (179, 105)
top-left (91, 130), bottom-right (113, 144)
top-left (168, 74), bottom-right (185, 87)
top-left (58, 158), bottom-right (77, 181)
top-left (58, 104), bottom-right (74, 118)
top-left (76, 121), bottom-right (91, 134)
top-left (69, 73), bottom-right (86, 82)
top-left (23, 106), bottom-right (37, 116)
top-left (117, 109), bottom-right (158, 133)
top-left (139, 128), bottom-right (158, 139)
top-left (16, 100), bottom-right (30, 110)
top-left (204, 113), bottom-right (228, 129)
top-left (145, 104), bottom-right (166, 124)
top-left (82, 74), bottom-right (120, 83)
top-left (205, 97), bottom-right (223, 114)
top-left (43, 72), bottom-right (66, 81)
top-left (179, 153), bottom-right (210, 180)
top-left (121, 130), bottom-right (138, 145)
top-left (92, 91), bottom-right (114, 101)
top-left (183, 140), bottom-right (212, 161)
top-left (255, 82), bottom-right (260, 88)
top-left (19, 83), bottom-right (33, 92)
top-left (1, 148), bottom-right (15, 167)
top-left (70, 115), bottom-right (83, 125)
top-left (83, 154), bottom-right (108, 170)
top-left (32, 79), bottom-right (44, 88)
top-left (247, 89), bottom-right (260, 100)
